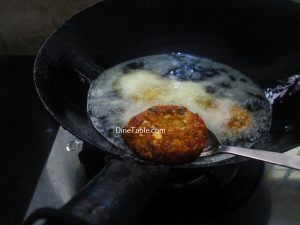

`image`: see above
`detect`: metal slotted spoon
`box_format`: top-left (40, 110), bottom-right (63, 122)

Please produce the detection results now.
top-left (202, 130), bottom-right (300, 170)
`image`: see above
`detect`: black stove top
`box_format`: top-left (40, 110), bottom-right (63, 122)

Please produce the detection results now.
top-left (24, 128), bottom-right (300, 225)
top-left (79, 145), bottom-right (266, 224)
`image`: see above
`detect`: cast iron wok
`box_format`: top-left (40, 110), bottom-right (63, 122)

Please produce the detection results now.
top-left (26, 0), bottom-right (300, 224)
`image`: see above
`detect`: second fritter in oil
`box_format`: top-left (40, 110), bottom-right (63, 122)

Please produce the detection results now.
top-left (122, 105), bottom-right (207, 164)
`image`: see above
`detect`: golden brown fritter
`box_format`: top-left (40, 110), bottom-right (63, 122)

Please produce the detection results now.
top-left (122, 105), bottom-right (207, 164)
top-left (227, 105), bottom-right (251, 131)
top-left (195, 96), bottom-right (217, 110)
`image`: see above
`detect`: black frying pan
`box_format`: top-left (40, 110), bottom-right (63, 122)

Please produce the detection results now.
top-left (26, 0), bottom-right (300, 224)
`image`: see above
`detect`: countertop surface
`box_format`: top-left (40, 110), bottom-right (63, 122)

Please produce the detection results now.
top-left (0, 56), bottom-right (59, 225)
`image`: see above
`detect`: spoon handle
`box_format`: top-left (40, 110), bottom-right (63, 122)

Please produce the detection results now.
top-left (220, 145), bottom-right (300, 170)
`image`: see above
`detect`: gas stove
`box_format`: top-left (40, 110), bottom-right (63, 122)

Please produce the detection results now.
top-left (24, 127), bottom-right (300, 225)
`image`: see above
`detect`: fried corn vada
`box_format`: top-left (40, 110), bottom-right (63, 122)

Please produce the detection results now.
top-left (122, 105), bottom-right (207, 164)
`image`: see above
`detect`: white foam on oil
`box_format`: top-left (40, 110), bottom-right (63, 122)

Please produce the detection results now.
top-left (88, 53), bottom-right (272, 159)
